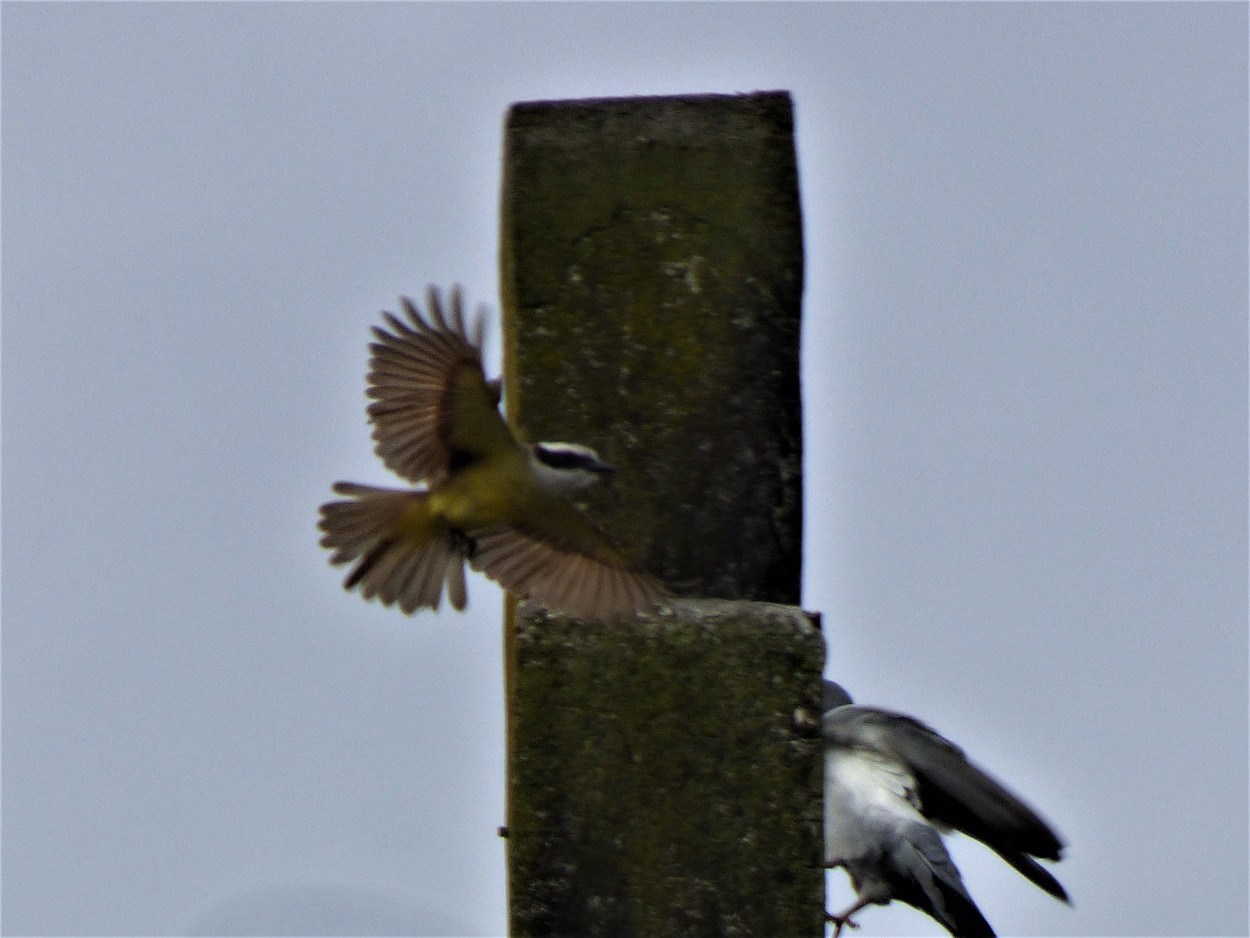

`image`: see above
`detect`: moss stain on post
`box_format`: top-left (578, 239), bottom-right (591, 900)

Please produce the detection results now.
top-left (501, 92), bottom-right (803, 601)
top-left (510, 601), bottom-right (824, 938)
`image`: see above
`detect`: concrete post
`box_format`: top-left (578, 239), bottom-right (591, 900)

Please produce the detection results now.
top-left (500, 91), bottom-right (823, 938)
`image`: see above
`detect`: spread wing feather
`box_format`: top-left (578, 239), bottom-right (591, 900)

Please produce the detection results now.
top-left (365, 286), bottom-right (514, 485)
top-left (833, 706), bottom-right (1068, 903)
top-left (468, 496), bottom-right (667, 621)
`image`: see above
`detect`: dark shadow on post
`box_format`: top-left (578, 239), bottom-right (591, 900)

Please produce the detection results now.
top-left (500, 91), bottom-right (823, 938)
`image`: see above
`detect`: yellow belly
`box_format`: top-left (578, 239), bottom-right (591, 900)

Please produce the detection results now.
top-left (428, 454), bottom-right (532, 530)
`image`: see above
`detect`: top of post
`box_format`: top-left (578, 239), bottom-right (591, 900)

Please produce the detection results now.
top-left (500, 90), bottom-right (804, 604)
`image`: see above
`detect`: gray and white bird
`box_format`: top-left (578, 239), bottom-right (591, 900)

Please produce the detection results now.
top-left (822, 680), bottom-right (1068, 937)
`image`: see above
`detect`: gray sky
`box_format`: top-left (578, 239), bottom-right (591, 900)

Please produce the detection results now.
top-left (3, 3), bottom-right (1246, 936)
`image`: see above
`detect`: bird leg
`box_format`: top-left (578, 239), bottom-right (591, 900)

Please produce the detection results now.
top-left (825, 895), bottom-right (873, 938)
top-left (824, 910), bottom-right (859, 937)
top-left (449, 528), bottom-right (478, 560)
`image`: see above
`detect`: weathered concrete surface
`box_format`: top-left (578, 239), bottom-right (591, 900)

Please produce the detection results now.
top-left (500, 91), bottom-right (804, 603)
top-left (499, 91), bottom-right (819, 937)
top-left (509, 600), bottom-right (825, 938)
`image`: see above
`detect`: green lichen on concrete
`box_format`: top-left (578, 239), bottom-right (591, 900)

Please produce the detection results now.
top-left (500, 91), bottom-right (803, 603)
top-left (509, 600), bottom-right (826, 938)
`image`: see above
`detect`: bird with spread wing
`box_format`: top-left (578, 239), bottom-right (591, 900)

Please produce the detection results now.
top-left (318, 286), bottom-right (668, 621)
top-left (821, 681), bottom-right (1069, 937)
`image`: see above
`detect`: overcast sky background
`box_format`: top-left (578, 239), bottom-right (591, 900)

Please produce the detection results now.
top-left (3, 4), bottom-right (1246, 936)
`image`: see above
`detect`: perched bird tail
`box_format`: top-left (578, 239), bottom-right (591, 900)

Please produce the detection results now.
top-left (933, 884), bottom-right (996, 937)
top-left (318, 482), bottom-right (467, 613)
top-left (894, 824), bottom-right (996, 937)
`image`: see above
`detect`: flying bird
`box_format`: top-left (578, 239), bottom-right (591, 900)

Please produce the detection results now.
top-left (318, 285), bottom-right (667, 621)
top-left (821, 680), bottom-right (1068, 937)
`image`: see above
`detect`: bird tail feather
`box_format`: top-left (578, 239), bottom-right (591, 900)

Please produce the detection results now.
top-left (318, 482), bottom-right (466, 613)
top-left (896, 823), bottom-right (996, 937)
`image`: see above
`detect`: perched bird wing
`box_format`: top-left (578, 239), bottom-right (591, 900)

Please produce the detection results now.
top-left (366, 285), bottom-right (515, 486)
top-left (467, 495), bottom-right (667, 621)
top-left (318, 482), bottom-right (468, 614)
top-left (823, 725), bottom-right (995, 938)
top-left (844, 706), bottom-right (1069, 903)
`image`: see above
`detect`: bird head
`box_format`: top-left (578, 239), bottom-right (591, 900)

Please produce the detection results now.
top-left (529, 442), bottom-right (616, 496)
top-left (823, 680), bottom-right (855, 713)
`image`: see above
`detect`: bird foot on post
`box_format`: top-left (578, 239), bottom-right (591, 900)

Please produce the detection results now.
top-left (825, 893), bottom-right (874, 938)
top-left (824, 910), bottom-right (860, 937)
